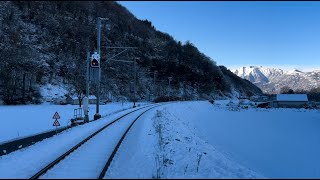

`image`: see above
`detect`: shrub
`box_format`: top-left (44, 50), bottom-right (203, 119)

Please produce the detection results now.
top-left (153, 96), bottom-right (183, 103)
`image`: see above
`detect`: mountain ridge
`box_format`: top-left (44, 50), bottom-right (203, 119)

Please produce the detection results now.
top-left (232, 66), bottom-right (320, 94)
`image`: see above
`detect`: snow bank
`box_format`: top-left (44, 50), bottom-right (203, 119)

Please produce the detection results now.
top-left (0, 102), bottom-right (147, 143)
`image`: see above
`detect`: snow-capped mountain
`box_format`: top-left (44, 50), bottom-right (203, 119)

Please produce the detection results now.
top-left (232, 66), bottom-right (320, 94)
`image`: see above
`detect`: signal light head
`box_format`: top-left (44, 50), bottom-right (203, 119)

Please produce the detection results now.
top-left (91, 59), bottom-right (99, 68)
top-left (91, 52), bottom-right (100, 68)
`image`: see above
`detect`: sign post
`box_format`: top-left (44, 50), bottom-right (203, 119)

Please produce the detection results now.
top-left (52, 111), bottom-right (61, 135)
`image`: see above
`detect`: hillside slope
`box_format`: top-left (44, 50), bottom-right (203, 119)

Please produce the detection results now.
top-left (0, 1), bottom-right (262, 104)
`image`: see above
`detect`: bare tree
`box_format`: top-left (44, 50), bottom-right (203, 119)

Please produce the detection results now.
top-left (280, 86), bottom-right (294, 94)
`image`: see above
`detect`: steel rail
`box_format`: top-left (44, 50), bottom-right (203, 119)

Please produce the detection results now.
top-left (29, 104), bottom-right (158, 179)
top-left (98, 104), bottom-right (162, 179)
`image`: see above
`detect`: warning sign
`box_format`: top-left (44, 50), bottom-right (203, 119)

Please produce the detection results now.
top-left (52, 112), bottom-right (60, 119)
top-left (53, 119), bottom-right (60, 126)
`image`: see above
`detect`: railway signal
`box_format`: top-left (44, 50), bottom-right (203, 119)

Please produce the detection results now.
top-left (91, 51), bottom-right (100, 68)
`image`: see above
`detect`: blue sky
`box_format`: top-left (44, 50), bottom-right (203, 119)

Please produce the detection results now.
top-left (118, 1), bottom-right (320, 71)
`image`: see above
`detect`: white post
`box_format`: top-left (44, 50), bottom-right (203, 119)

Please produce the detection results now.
top-left (83, 96), bottom-right (89, 123)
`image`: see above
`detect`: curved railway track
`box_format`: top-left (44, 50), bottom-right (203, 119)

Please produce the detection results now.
top-left (29, 103), bottom-right (162, 179)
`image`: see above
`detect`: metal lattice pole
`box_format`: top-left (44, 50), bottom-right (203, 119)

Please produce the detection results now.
top-left (154, 71), bottom-right (156, 99)
top-left (94, 17), bottom-right (101, 120)
top-left (133, 59), bottom-right (137, 108)
top-left (84, 51), bottom-right (90, 123)
top-left (168, 77), bottom-right (172, 97)
top-left (86, 51), bottom-right (90, 98)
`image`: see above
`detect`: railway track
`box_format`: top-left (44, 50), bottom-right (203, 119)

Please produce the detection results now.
top-left (29, 103), bottom-right (162, 179)
top-left (0, 103), bottom-right (154, 157)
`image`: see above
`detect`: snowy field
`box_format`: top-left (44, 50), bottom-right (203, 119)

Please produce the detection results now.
top-left (1, 100), bottom-right (320, 178)
top-left (0, 102), bottom-right (148, 143)
top-left (107, 101), bottom-right (320, 178)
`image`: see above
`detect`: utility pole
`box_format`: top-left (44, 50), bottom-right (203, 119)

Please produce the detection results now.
top-left (103, 39), bottom-right (138, 108)
top-left (106, 58), bottom-right (137, 108)
top-left (86, 51), bottom-right (90, 99)
top-left (94, 17), bottom-right (102, 120)
top-left (137, 71), bottom-right (157, 102)
top-left (156, 79), bottom-right (167, 97)
top-left (153, 71), bottom-right (157, 100)
top-left (94, 17), bottom-right (108, 120)
top-left (168, 77), bottom-right (172, 97)
top-left (133, 58), bottom-right (137, 108)
top-left (84, 51), bottom-right (90, 123)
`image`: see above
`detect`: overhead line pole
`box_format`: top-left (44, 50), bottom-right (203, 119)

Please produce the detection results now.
top-left (154, 71), bottom-right (157, 99)
top-left (106, 58), bottom-right (137, 108)
top-left (137, 71), bottom-right (157, 101)
top-left (94, 17), bottom-right (109, 120)
top-left (168, 77), bottom-right (173, 96)
top-left (94, 17), bottom-right (102, 120)
top-left (84, 51), bottom-right (90, 123)
top-left (104, 46), bottom-right (138, 108)
top-left (133, 58), bottom-right (137, 108)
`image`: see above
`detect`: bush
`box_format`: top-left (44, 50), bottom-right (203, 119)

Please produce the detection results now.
top-left (31, 90), bottom-right (43, 104)
top-left (153, 96), bottom-right (183, 103)
top-left (257, 102), bottom-right (269, 108)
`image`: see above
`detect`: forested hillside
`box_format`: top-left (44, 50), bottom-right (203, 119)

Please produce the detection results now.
top-left (0, 1), bottom-right (262, 104)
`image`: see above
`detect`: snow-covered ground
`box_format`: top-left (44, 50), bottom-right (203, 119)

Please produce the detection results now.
top-left (39, 108), bottom-right (151, 179)
top-left (106, 101), bottom-right (320, 178)
top-left (0, 102), bottom-right (148, 143)
top-left (0, 107), bottom-right (153, 178)
top-left (106, 103), bottom-right (262, 178)
top-left (161, 101), bottom-right (320, 178)
top-left (1, 100), bottom-right (320, 178)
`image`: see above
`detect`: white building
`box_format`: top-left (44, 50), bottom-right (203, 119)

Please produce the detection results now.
top-left (270, 94), bottom-right (308, 108)
top-left (71, 95), bottom-right (97, 105)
